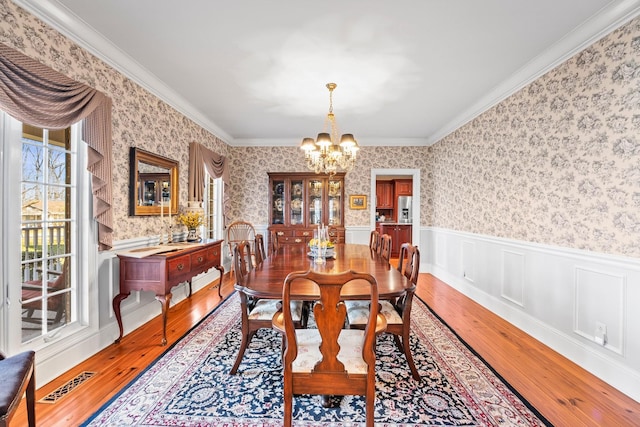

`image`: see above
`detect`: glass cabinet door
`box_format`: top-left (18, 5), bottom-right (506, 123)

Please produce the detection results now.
top-left (328, 179), bottom-right (342, 226)
top-left (271, 179), bottom-right (285, 225)
top-left (289, 179), bottom-right (304, 225)
top-left (308, 179), bottom-right (323, 225)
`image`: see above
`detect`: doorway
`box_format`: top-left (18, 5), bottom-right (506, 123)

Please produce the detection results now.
top-left (370, 168), bottom-right (421, 248)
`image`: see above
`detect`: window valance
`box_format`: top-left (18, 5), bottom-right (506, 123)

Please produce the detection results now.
top-left (188, 142), bottom-right (229, 224)
top-left (0, 43), bottom-right (113, 250)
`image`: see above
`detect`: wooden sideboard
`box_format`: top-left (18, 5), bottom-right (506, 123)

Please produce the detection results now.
top-left (114, 239), bottom-right (224, 345)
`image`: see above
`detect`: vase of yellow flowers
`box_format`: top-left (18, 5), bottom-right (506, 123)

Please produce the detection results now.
top-left (177, 211), bottom-right (204, 242)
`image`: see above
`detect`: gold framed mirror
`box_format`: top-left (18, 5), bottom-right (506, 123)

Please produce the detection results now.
top-left (129, 147), bottom-right (179, 216)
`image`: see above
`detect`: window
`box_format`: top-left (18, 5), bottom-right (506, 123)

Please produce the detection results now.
top-left (204, 175), bottom-right (223, 240)
top-left (1, 112), bottom-right (88, 351)
top-left (20, 124), bottom-right (77, 343)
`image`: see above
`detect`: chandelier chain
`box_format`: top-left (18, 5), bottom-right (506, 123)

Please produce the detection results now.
top-left (327, 82), bottom-right (335, 115)
top-left (299, 82), bottom-right (359, 176)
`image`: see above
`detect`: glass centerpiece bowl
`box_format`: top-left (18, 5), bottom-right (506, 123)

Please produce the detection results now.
top-left (308, 237), bottom-right (335, 257)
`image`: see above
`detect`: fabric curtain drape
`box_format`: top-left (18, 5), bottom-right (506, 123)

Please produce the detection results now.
top-left (0, 43), bottom-right (113, 250)
top-left (188, 142), bottom-right (230, 224)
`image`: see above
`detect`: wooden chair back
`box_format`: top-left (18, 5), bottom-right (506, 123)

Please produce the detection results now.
top-left (274, 269), bottom-right (386, 427)
top-left (379, 233), bottom-right (392, 261)
top-left (397, 243), bottom-right (420, 282)
top-left (227, 221), bottom-right (256, 257)
top-left (369, 230), bottom-right (381, 252)
top-left (232, 240), bottom-right (253, 284)
top-left (270, 230), bottom-right (280, 253)
top-left (254, 234), bottom-right (266, 265)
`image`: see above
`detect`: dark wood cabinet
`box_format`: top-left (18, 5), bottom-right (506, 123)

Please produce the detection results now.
top-left (268, 172), bottom-right (345, 247)
top-left (395, 179), bottom-right (412, 196)
top-left (376, 181), bottom-right (394, 208)
top-left (379, 224), bottom-right (412, 257)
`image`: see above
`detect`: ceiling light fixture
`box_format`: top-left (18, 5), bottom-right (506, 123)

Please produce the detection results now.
top-left (300, 83), bottom-right (359, 176)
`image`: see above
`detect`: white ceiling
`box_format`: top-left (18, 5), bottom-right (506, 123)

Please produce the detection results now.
top-left (16, 0), bottom-right (640, 147)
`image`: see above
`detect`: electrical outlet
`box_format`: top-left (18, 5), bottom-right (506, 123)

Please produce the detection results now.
top-left (595, 322), bottom-right (607, 346)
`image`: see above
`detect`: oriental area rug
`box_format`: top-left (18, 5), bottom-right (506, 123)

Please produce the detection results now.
top-left (82, 293), bottom-right (551, 426)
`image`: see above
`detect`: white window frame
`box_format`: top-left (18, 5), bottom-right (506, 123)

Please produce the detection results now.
top-left (204, 174), bottom-right (223, 241)
top-left (1, 114), bottom-right (95, 355)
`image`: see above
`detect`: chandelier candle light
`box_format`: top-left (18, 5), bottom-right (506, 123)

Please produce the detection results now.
top-left (300, 83), bottom-right (359, 176)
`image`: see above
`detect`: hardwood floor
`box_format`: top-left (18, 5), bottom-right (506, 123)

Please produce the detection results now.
top-left (12, 272), bottom-right (640, 426)
top-left (417, 274), bottom-right (640, 426)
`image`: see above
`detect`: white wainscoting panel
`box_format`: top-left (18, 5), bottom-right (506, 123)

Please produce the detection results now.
top-left (574, 267), bottom-right (625, 355)
top-left (346, 226), bottom-right (372, 245)
top-left (427, 226), bottom-right (640, 403)
top-left (461, 240), bottom-right (476, 283)
top-left (435, 233), bottom-right (447, 268)
top-left (501, 250), bottom-right (525, 307)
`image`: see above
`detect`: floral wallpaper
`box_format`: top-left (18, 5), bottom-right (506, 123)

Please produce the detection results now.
top-left (0, 0), bottom-right (228, 242)
top-left (2, 0), bottom-right (639, 258)
top-left (227, 146), bottom-right (430, 227)
top-left (228, 17), bottom-right (640, 258)
top-left (430, 16), bottom-right (640, 258)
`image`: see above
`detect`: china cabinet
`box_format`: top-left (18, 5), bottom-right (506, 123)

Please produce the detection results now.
top-left (268, 172), bottom-right (345, 247)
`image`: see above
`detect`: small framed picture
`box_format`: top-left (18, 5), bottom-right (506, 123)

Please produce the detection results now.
top-left (349, 194), bottom-right (367, 210)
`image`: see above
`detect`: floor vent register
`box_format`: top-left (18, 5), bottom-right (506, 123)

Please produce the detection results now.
top-left (39, 371), bottom-right (96, 403)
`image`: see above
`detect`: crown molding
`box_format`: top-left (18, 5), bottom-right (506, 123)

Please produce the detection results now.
top-left (426, 0), bottom-right (640, 145)
top-left (233, 137), bottom-right (431, 147)
top-left (14, 0), bottom-right (640, 148)
top-left (13, 0), bottom-right (234, 144)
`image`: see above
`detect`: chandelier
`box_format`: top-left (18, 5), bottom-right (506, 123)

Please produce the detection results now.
top-left (300, 83), bottom-right (359, 176)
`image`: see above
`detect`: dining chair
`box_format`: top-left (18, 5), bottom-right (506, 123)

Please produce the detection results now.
top-left (379, 233), bottom-right (392, 262)
top-left (226, 221), bottom-right (256, 265)
top-left (272, 269), bottom-right (387, 427)
top-left (230, 240), bottom-right (307, 374)
top-left (269, 230), bottom-right (280, 254)
top-left (346, 243), bottom-right (421, 380)
top-left (369, 230), bottom-right (381, 253)
top-left (0, 350), bottom-right (36, 427)
top-left (397, 242), bottom-right (418, 282)
top-left (254, 233), bottom-right (266, 265)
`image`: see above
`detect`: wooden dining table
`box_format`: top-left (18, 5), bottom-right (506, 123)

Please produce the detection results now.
top-left (236, 243), bottom-right (413, 301)
top-left (235, 243), bottom-right (416, 407)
